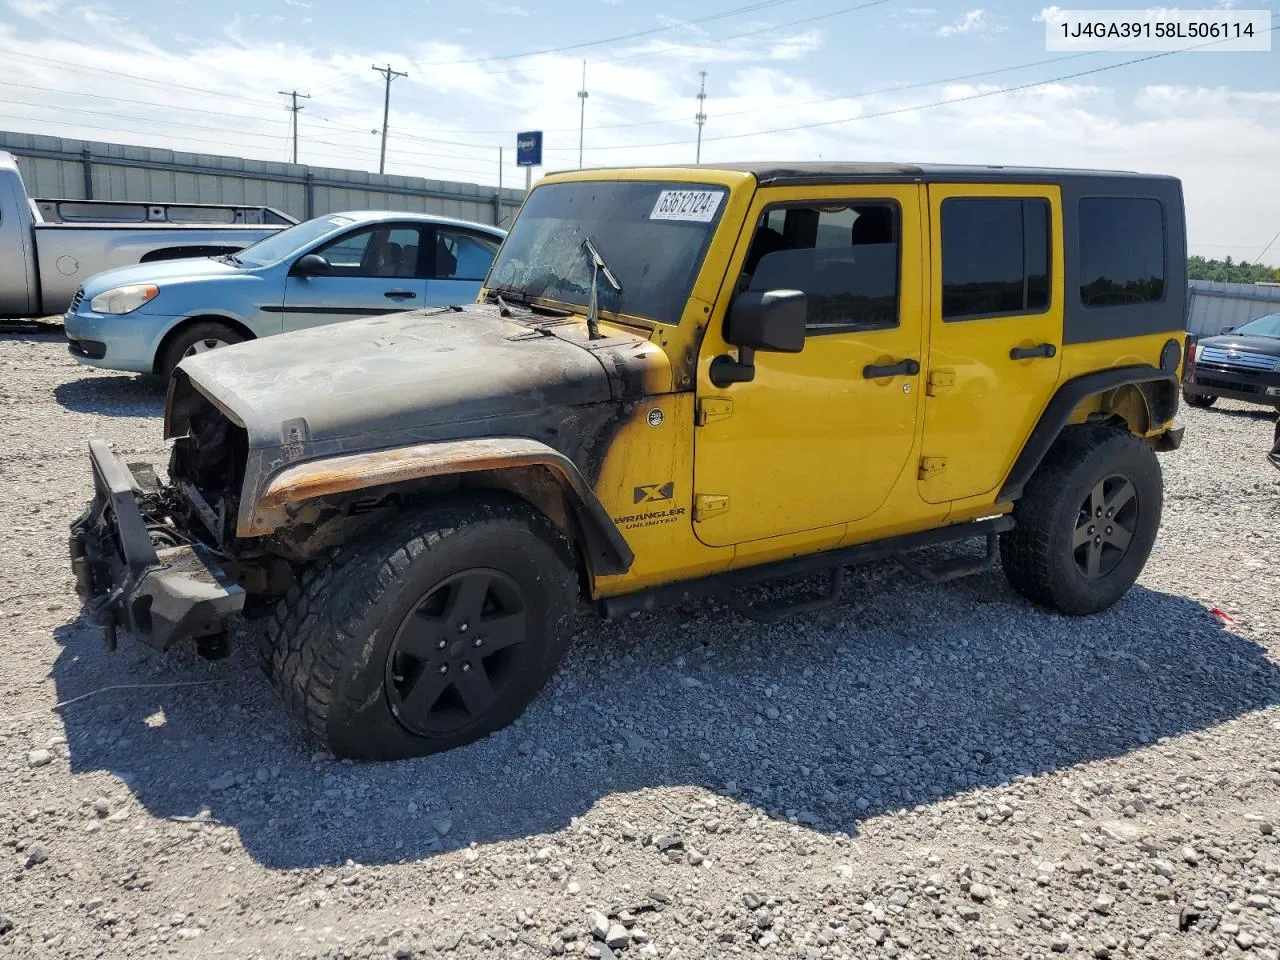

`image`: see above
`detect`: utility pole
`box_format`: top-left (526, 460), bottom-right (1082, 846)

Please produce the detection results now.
top-left (577, 60), bottom-right (588, 169)
top-left (695, 70), bottom-right (707, 164)
top-left (278, 89), bottom-right (311, 164)
top-left (371, 63), bottom-right (408, 175)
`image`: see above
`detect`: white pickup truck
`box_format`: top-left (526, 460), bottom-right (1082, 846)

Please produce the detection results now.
top-left (0, 151), bottom-right (295, 318)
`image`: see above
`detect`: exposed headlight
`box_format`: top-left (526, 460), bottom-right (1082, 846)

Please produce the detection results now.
top-left (90, 284), bottom-right (158, 315)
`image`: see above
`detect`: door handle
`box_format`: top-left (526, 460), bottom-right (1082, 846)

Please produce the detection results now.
top-left (384, 290), bottom-right (417, 300)
top-left (1010, 342), bottom-right (1057, 360)
top-left (863, 358), bottom-right (920, 379)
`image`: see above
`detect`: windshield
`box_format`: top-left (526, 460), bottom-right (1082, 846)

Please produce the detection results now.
top-left (234, 214), bottom-right (358, 267)
top-left (486, 180), bottom-right (728, 325)
top-left (1234, 313), bottom-right (1280, 339)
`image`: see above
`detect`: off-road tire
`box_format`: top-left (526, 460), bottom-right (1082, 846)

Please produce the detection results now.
top-left (1000, 424), bottom-right (1162, 615)
top-left (260, 496), bottom-right (578, 760)
top-left (159, 321), bottom-right (245, 378)
top-left (1182, 389), bottom-right (1215, 409)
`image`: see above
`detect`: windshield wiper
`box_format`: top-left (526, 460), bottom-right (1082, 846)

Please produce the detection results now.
top-left (216, 253), bottom-right (244, 266)
top-left (581, 236), bottom-right (622, 341)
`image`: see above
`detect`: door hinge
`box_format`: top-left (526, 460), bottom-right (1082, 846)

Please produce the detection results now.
top-left (918, 457), bottom-right (948, 479)
top-left (696, 397), bottom-right (733, 426)
top-left (693, 494), bottom-right (730, 521)
top-left (926, 370), bottom-right (955, 396)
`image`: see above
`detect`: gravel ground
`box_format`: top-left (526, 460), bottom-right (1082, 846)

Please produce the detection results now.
top-left (3, 330), bottom-right (1280, 960)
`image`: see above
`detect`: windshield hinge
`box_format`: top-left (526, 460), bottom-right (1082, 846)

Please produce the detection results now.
top-left (693, 494), bottom-right (730, 521)
top-left (918, 457), bottom-right (948, 479)
top-left (926, 370), bottom-right (955, 396)
top-left (696, 397), bottom-right (733, 426)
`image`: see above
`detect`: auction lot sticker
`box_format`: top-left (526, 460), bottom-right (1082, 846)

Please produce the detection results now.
top-left (1045, 9), bottom-right (1271, 51)
top-left (650, 189), bottom-right (725, 223)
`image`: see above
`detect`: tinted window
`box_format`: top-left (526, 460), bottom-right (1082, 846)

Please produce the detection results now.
top-left (941, 198), bottom-right (1051, 320)
top-left (1079, 198), bottom-right (1165, 307)
top-left (316, 225), bottom-right (424, 278)
top-left (741, 202), bottom-right (900, 332)
top-left (436, 230), bottom-right (499, 281)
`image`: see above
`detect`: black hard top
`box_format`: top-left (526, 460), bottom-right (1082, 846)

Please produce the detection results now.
top-left (628, 162), bottom-right (1178, 186)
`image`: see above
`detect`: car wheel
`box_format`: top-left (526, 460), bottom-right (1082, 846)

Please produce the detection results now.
top-left (1000, 424), bottom-right (1162, 615)
top-left (1182, 388), bottom-right (1215, 409)
top-left (260, 495), bottom-right (578, 760)
top-left (159, 321), bottom-right (245, 378)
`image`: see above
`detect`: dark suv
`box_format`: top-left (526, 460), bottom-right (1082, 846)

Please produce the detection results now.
top-left (1184, 312), bottom-right (1280, 409)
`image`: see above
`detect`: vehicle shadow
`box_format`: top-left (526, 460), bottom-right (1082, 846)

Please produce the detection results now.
top-left (49, 564), bottom-right (1280, 871)
top-left (54, 375), bottom-right (166, 418)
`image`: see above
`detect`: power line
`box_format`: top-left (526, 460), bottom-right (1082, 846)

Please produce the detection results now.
top-left (580, 27), bottom-right (1280, 153)
top-left (278, 90), bottom-right (311, 164)
top-left (371, 63), bottom-right (409, 174)
top-left (413, 0), bottom-right (801, 67)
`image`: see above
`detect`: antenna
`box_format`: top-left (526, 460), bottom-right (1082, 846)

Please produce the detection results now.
top-left (695, 70), bottom-right (707, 164)
top-left (577, 61), bottom-right (589, 169)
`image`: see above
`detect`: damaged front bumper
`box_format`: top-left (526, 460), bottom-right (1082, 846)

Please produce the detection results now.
top-left (69, 439), bottom-right (245, 652)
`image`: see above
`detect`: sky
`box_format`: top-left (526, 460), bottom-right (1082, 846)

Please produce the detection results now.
top-left (0, 0), bottom-right (1276, 261)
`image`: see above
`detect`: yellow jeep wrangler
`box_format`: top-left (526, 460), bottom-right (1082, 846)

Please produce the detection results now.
top-left (71, 163), bottom-right (1187, 758)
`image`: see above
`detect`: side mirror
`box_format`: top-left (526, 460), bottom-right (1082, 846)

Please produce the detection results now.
top-left (292, 253), bottom-right (331, 277)
top-left (710, 289), bottom-right (807, 387)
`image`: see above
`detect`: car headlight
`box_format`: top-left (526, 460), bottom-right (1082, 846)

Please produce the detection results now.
top-left (90, 284), bottom-right (158, 315)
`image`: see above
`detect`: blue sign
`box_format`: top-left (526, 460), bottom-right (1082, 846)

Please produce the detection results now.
top-left (516, 131), bottom-right (543, 167)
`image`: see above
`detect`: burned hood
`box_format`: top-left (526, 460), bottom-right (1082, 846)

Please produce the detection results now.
top-left (171, 306), bottom-right (661, 450)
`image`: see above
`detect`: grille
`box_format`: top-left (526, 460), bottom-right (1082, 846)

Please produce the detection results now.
top-left (1196, 376), bottom-right (1260, 394)
top-left (68, 288), bottom-right (84, 312)
top-left (1197, 346), bottom-right (1277, 372)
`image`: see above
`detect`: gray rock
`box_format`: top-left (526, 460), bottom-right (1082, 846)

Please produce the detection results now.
top-left (26, 749), bottom-right (51, 768)
top-left (969, 883), bottom-right (993, 902)
top-left (653, 833), bottom-right (683, 852)
top-left (23, 843), bottom-right (48, 868)
top-left (207, 772), bottom-right (236, 792)
top-left (604, 923), bottom-right (629, 949)
top-left (432, 815), bottom-right (453, 837)
top-left (588, 911), bottom-right (610, 941)
top-left (432, 931), bottom-right (462, 952)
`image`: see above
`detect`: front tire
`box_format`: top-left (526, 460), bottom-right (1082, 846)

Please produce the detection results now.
top-left (260, 496), bottom-right (578, 760)
top-left (1182, 388), bottom-right (1215, 409)
top-left (159, 321), bottom-right (245, 378)
top-left (1000, 425), bottom-right (1162, 615)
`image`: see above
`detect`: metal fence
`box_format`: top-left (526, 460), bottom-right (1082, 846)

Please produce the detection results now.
top-left (1187, 280), bottom-right (1280, 337)
top-left (0, 130), bottom-right (526, 227)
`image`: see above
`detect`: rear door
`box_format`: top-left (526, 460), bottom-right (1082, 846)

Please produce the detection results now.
top-left (918, 184), bottom-right (1064, 503)
top-left (423, 227), bottom-right (501, 307)
top-left (281, 223), bottom-right (428, 331)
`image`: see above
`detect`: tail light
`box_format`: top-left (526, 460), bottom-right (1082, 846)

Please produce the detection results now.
top-left (1185, 334), bottom-right (1197, 370)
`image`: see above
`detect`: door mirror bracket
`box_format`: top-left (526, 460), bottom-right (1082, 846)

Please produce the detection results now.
top-left (709, 289), bottom-right (807, 388)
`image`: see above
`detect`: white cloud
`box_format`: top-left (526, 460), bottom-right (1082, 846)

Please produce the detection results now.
top-left (937, 9), bottom-right (988, 37)
top-left (0, 12), bottom-right (1275, 261)
top-left (283, 0), bottom-right (311, 7)
top-left (1033, 6), bottom-right (1065, 24)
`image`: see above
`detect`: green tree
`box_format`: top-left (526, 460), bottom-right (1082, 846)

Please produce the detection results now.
top-left (1187, 256), bottom-right (1280, 284)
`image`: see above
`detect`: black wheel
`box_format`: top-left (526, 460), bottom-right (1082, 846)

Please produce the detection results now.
top-left (260, 496), bottom-right (578, 760)
top-left (1000, 425), bottom-right (1162, 615)
top-left (1182, 388), bottom-right (1215, 409)
top-left (159, 321), bottom-right (245, 378)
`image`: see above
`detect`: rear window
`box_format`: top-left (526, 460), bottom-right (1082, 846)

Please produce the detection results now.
top-left (940, 198), bottom-right (1050, 321)
top-left (1078, 198), bottom-right (1165, 307)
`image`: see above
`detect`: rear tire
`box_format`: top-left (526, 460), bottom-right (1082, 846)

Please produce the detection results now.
top-left (1000, 425), bottom-right (1162, 615)
top-left (1182, 389), bottom-right (1215, 409)
top-left (260, 496), bottom-right (578, 760)
top-left (159, 321), bottom-right (245, 378)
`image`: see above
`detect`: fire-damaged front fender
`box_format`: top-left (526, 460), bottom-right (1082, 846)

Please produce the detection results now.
top-left (242, 437), bottom-right (636, 577)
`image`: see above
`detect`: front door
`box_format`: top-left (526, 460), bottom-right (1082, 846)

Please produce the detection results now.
top-left (282, 223), bottom-right (428, 331)
top-left (423, 227), bottom-right (502, 307)
top-left (693, 185), bottom-right (925, 547)
top-left (918, 184), bottom-right (1064, 504)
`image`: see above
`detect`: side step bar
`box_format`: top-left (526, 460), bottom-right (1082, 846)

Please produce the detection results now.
top-left (600, 515), bottom-right (1013, 620)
